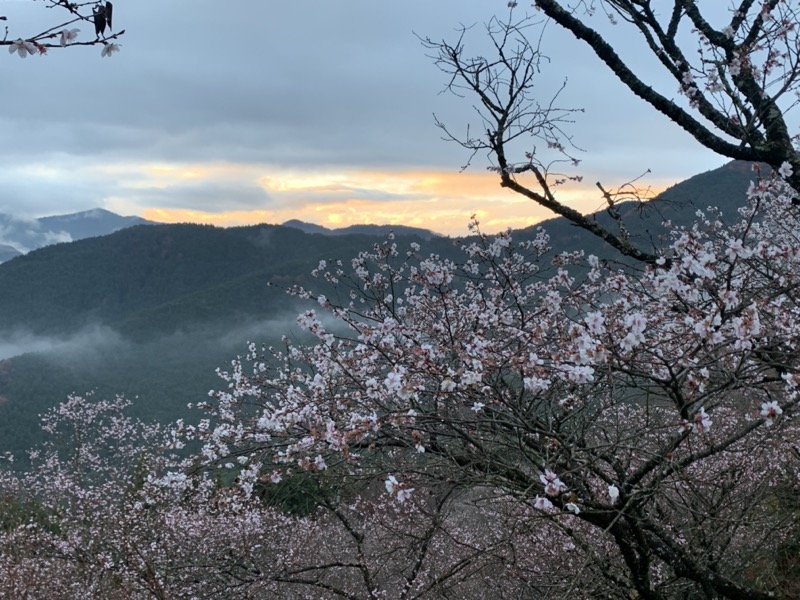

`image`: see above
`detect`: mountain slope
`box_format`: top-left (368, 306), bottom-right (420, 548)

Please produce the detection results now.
top-left (0, 222), bottom-right (444, 458)
top-left (38, 208), bottom-right (153, 241)
top-left (0, 208), bottom-right (156, 258)
top-left (0, 222), bottom-right (441, 337)
top-left (0, 161), bottom-right (763, 458)
top-left (519, 160), bottom-right (760, 260)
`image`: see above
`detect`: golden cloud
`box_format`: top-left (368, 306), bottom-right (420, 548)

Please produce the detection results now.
top-left (110, 162), bottom-right (667, 237)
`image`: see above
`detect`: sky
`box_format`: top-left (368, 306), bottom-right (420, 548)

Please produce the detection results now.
top-left (0, 0), bottom-right (736, 237)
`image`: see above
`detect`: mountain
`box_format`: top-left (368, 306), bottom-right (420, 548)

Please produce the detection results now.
top-left (517, 160), bottom-right (762, 260)
top-left (653, 160), bottom-right (760, 209)
top-left (282, 219), bottom-right (440, 240)
top-left (0, 211), bottom-right (439, 265)
top-left (1, 163), bottom-right (761, 334)
top-left (0, 161), bottom-right (763, 458)
top-left (0, 244), bottom-right (21, 263)
top-left (38, 208), bottom-right (154, 242)
top-left (0, 221), bottom-right (446, 339)
top-left (0, 208), bottom-right (155, 260)
top-left (281, 219), bottom-right (332, 235)
top-left (0, 221), bottom-right (447, 459)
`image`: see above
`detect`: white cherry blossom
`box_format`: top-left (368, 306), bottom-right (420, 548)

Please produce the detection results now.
top-left (760, 400), bottom-right (783, 426)
top-left (60, 28), bottom-right (80, 46)
top-left (101, 43), bottom-right (121, 57)
top-left (8, 39), bottom-right (37, 58)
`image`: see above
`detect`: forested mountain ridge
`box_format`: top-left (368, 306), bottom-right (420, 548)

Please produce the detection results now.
top-left (0, 208), bottom-right (439, 263)
top-left (0, 222), bottom-right (440, 338)
top-left (0, 161), bottom-right (761, 457)
top-left (0, 222), bottom-right (441, 456)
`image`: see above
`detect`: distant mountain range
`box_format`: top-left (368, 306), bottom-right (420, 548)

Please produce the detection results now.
top-left (0, 160), bottom-right (767, 458)
top-left (0, 209), bottom-right (441, 264)
top-left (0, 159), bottom-right (759, 266)
top-left (0, 208), bottom-right (154, 260)
top-left (281, 220), bottom-right (440, 239)
top-left (0, 244), bottom-right (20, 263)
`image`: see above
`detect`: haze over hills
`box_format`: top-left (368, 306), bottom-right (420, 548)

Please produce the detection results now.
top-left (0, 161), bottom-right (765, 458)
top-left (281, 219), bottom-right (441, 239)
top-left (0, 208), bottom-right (155, 259)
top-left (0, 222), bottom-right (444, 457)
top-left (0, 244), bottom-right (21, 263)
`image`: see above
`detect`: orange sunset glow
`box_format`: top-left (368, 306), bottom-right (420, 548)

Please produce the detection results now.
top-left (122, 164), bottom-right (670, 237)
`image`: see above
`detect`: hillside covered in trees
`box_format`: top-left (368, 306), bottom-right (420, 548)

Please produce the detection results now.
top-left (0, 160), bottom-right (765, 458)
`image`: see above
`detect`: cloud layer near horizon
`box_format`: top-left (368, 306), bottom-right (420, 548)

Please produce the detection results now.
top-left (0, 1), bottom-right (732, 235)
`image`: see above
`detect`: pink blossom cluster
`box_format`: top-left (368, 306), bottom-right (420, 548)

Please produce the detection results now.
top-left (1, 174), bottom-right (799, 596)
top-left (176, 174), bottom-right (800, 595)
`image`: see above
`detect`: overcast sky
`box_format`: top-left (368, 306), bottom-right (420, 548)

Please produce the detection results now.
top-left (0, 1), bottom-right (735, 236)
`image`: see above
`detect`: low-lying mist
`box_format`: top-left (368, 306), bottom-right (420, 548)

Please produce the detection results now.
top-left (0, 325), bottom-right (124, 362)
top-left (0, 307), bottom-right (321, 459)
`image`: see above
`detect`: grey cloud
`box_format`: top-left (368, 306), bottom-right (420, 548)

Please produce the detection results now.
top-left (38, 229), bottom-right (73, 247)
top-left (0, 155), bottom-right (118, 218)
top-left (128, 180), bottom-right (273, 212)
top-left (0, 217), bottom-right (37, 253)
top-left (0, 0), bottom-right (741, 220)
top-left (0, 215), bottom-right (73, 253)
top-left (274, 186), bottom-right (423, 208)
top-left (125, 178), bottom-right (422, 214)
top-left (0, 1), bottom-right (490, 170)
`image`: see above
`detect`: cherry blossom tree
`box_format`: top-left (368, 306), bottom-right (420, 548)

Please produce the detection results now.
top-left (425, 3), bottom-right (800, 263)
top-left (0, 396), bottom-right (600, 598)
top-left (2, 4), bottom-right (800, 598)
top-left (4, 180), bottom-right (799, 596)
top-left (529, 1), bottom-right (800, 182)
top-left (187, 168), bottom-right (800, 598)
top-left (3, 1), bottom-right (122, 58)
